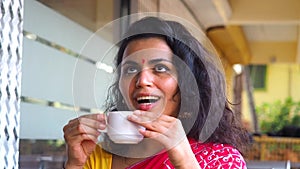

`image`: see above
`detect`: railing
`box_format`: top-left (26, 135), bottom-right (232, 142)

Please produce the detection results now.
top-left (245, 135), bottom-right (300, 163)
top-left (246, 160), bottom-right (291, 169)
top-left (20, 154), bottom-right (65, 169)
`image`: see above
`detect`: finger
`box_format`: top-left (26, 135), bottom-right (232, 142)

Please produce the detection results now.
top-left (141, 119), bottom-right (185, 140)
top-left (128, 113), bottom-right (175, 131)
top-left (65, 132), bottom-right (100, 145)
top-left (129, 110), bottom-right (174, 123)
top-left (64, 124), bottom-right (101, 144)
top-left (142, 120), bottom-right (170, 134)
top-left (64, 118), bottom-right (102, 137)
top-left (77, 116), bottom-right (106, 130)
top-left (139, 129), bottom-right (173, 148)
top-left (133, 110), bottom-right (161, 122)
top-left (64, 114), bottom-right (106, 133)
top-left (139, 128), bottom-right (160, 138)
top-left (69, 113), bottom-right (105, 125)
top-left (128, 114), bottom-right (176, 137)
top-left (139, 124), bottom-right (186, 150)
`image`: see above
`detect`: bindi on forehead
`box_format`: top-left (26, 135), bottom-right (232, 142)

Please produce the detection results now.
top-left (142, 58), bottom-right (145, 64)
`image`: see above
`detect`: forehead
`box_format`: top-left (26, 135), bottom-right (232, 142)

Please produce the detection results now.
top-left (123, 37), bottom-right (172, 60)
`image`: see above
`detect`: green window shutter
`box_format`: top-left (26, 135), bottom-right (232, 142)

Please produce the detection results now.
top-left (249, 65), bottom-right (267, 89)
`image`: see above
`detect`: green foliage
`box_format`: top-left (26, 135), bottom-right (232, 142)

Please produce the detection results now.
top-left (47, 139), bottom-right (65, 148)
top-left (256, 97), bottom-right (300, 134)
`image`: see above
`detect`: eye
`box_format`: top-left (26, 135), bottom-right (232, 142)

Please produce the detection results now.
top-left (124, 66), bottom-right (138, 74)
top-left (154, 64), bottom-right (169, 73)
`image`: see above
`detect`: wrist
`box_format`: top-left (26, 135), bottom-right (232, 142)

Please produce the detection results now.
top-left (171, 149), bottom-right (199, 169)
top-left (174, 156), bottom-right (200, 169)
top-left (168, 139), bottom-right (200, 169)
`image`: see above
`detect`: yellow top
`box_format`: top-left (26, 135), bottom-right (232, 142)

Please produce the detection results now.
top-left (83, 145), bottom-right (112, 169)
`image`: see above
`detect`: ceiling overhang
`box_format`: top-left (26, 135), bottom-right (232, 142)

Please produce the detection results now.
top-left (207, 25), bottom-right (251, 65)
top-left (228, 0), bottom-right (300, 64)
top-left (38, 0), bottom-right (114, 32)
top-left (184, 0), bottom-right (300, 65)
top-left (38, 0), bottom-right (300, 65)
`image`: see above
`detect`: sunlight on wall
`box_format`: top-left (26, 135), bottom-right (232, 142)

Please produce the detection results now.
top-left (242, 63), bottom-right (300, 131)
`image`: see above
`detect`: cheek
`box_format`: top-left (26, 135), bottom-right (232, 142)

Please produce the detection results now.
top-left (160, 78), bottom-right (178, 97)
top-left (161, 79), bottom-right (180, 117)
top-left (119, 77), bottom-right (135, 99)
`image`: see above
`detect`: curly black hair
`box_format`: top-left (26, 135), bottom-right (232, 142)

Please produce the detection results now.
top-left (105, 16), bottom-right (250, 154)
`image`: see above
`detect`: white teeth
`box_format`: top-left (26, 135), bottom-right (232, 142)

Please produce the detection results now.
top-left (137, 96), bottom-right (159, 101)
top-left (140, 102), bottom-right (152, 105)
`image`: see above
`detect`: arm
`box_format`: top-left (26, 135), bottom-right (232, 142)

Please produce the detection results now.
top-left (167, 137), bottom-right (200, 169)
top-left (63, 113), bottom-right (106, 169)
top-left (127, 110), bottom-right (200, 169)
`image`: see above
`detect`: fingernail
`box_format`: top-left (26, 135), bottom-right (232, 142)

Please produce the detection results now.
top-left (133, 110), bottom-right (142, 115)
top-left (99, 124), bottom-right (106, 129)
top-left (97, 114), bottom-right (103, 119)
top-left (128, 114), bottom-right (138, 120)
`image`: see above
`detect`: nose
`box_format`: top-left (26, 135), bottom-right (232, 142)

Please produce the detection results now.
top-left (135, 69), bottom-right (154, 88)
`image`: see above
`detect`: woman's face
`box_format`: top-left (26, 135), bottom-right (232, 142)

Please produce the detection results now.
top-left (119, 37), bottom-right (180, 117)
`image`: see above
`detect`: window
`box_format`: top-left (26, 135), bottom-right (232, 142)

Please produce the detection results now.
top-left (249, 65), bottom-right (267, 89)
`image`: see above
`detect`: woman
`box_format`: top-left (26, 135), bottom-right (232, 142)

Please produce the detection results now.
top-left (63, 16), bottom-right (250, 169)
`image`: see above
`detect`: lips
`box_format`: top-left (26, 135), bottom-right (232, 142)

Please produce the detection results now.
top-left (134, 95), bottom-right (160, 111)
top-left (137, 96), bottom-right (160, 104)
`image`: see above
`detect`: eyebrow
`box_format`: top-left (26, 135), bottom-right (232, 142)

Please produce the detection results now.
top-left (148, 58), bottom-right (173, 64)
top-left (121, 60), bottom-right (138, 66)
top-left (122, 58), bottom-right (173, 66)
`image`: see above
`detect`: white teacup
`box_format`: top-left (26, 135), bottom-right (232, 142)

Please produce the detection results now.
top-left (100, 111), bottom-right (145, 144)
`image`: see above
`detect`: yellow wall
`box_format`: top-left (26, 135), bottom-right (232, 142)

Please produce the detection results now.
top-left (290, 65), bottom-right (300, 100)
top-left (242, 64), bottom-right (300, 131)
top-left (220, 56), bottom-right (235, 100)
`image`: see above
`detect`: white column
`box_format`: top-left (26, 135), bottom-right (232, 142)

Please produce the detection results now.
top-left (0, 0), bottom-right (23, 168)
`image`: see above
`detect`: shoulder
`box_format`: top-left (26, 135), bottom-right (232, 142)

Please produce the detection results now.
top-left (190, 141), bottom-right (247, 168)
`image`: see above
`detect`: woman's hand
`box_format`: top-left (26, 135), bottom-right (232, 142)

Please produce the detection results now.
top-left (127, 110), bottom-right (200, 169)
top-left (63, 113), bottom-right (106, 169)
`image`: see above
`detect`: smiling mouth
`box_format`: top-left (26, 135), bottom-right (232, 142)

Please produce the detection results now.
top-left (137, 96), bottom-right (160, 104)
